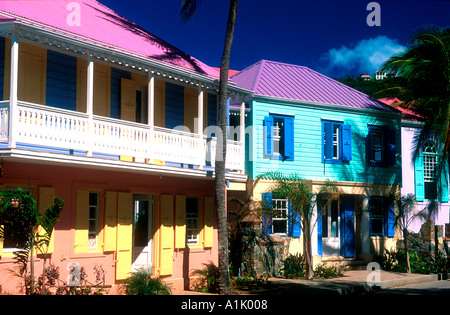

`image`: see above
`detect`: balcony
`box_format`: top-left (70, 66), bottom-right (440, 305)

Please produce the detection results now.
top-left (0, 100), bottom-right (245, 174)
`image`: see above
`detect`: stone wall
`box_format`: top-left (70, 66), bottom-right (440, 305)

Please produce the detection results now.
top-left (240, 225), bottom-right (290, 278)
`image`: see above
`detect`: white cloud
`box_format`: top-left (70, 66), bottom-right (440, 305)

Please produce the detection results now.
top-left (319, 35), bottom-right (406, 77)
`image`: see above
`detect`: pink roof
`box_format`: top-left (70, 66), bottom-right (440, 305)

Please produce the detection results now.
top-left (211, 67), bottom-right (240, 78)
top-left (0, 0), bottom-right (218, 77)
top-left (378, 97), bottom-right (423, 121)
top-left (231, 60), bottom-right (397, 112)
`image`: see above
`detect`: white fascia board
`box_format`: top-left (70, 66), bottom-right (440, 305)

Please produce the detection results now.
top-left (0, 149), bottom-right (248, 183)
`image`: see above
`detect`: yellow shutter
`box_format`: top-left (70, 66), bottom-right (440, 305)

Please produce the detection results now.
top-left (121, 78), bottom-right (137, 122)
top-left (74, 190), bottom-right (89, 254)
top-left (116, 192), bottom-right (133, 280)
top-left (175, 195), bottom-right (186, 249)
top-left (17, 42), bottom-right (47, 104)
top-left (104, 191), bottom-right (117, 252)
top-left (160, 195), bottom-right (173, 276)
top-left (204, 197), bottom-right (214, 248)
top-left (36, 187), bottom-right (56, 254)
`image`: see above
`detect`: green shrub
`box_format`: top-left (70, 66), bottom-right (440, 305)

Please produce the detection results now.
top-left (190, 262), bottom-right (220, 293)
top-left (121, 268), bottom-right (171, 295)
top-left (281, 254), bottom-right (306, 279)
top-left (378, 249), bottom-right (435, 274)
top-left (314, 264), bottom-right (346, 279)
top-left (232, 274), bottom-right (266, 289)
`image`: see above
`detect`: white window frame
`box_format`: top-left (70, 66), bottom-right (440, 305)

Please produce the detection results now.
top-left (272, 198), bottom-right (289, 235)
top-left (88, 192), bottom-right (99, 249)
top-left (186, 197), bottom-right (199, 246)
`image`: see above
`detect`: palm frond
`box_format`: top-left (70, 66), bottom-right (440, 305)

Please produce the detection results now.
top-left (180, 0), bottom-right (202, 23)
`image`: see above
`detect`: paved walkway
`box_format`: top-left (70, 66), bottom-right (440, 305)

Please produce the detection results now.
top-left (172, 270), bottom-right (439, 295)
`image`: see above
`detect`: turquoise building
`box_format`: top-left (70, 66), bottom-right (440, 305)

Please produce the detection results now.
top-left (231, 60), bottom-right (402, 263)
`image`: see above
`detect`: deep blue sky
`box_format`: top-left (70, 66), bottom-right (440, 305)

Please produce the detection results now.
top-left (103, 0), bottom-right (449, 78)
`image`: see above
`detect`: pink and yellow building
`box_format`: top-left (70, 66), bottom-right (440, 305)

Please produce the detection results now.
top-left (0, 0), bottom-right (249, 293)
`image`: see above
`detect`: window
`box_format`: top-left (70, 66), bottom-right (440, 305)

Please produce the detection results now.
top-left (367, 126), bottom-right (396, 166)
top-left (369, 196), bottom-right (395, 237)
top-left (423, 141), bottom-right (438, 200)
top-left (0, 188), bottom-right (32, 252)
top-left (322, 120), bottom-right (352, 162)
top-left (369, 128), bottom-right (384, 163)
top-left (263, 115), bottom-right (294, 161)
top-left (88, 192), bottom-right (99, 249)
top-left (369, 197), bottom-right (384, 236)
top-left (272, 199), bottom-right (289, 234)
top-left (415, 140), bottom-right (449, 202)
top-left (186, 197), bottom-right (199, 246)
top-left (262, 193), bottom-right (301, 237)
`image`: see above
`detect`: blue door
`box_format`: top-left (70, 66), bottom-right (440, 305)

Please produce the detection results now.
top-left (342, 195), bottom-right (355, 258)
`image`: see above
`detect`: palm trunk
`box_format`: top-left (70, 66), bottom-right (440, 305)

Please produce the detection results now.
top-left (403, 228), bottom-right (411, 273)
top-left (303, 222), bottom-right (314, 280)
top-left (215, 0), bottom-right (238, 295)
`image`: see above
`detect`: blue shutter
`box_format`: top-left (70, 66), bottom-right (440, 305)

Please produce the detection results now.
top-left (283, 117), bottom-right (295, 161)
top-left (323, 121), bottom-right (333, 161)
top-left (386, 129), bottom-right (396, 165)
top-left (415, 154), bottom-right (425, 201)
top-left (342, 124), bottom-right (352, 161)
top-left (262, 193), bottom-right (273, 234)
top-left (385, 199), bottom-right (395, 237)
top-left (289, 202), bottom-right (301, 237)
top-left (440, 160), bottom-right (449, 203)
top-left (46, 50), bottom-right (77, 111)
top-left (343, 196), bottom-right (355, 257)
top-left (317, 198), bottom-right (322, 257)
top-left (263, 116), bottom-right (274, 158)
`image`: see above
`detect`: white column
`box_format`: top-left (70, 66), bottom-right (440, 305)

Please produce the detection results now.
top-left (8, 33), bottom-right (19, 149)
top-left (239, 100), bottom-right (245, 172)
top-left (86, 56), bottom-right (94, 157)
top-left (147, 73), bottom-right (155, 164)
top-left (197, 86), bottom-right (204, 169)
top-left (147, 73), bottom-right (154, 128)
top-left (311, 195), bottom-right (318, 256)
top-left (361, 195), bottom-right (371, 257)
top-left (239, 100), bottom-right (245, 144)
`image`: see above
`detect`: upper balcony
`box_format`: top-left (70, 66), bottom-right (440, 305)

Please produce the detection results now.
top-left (0, 31), bottom-right (249, 179)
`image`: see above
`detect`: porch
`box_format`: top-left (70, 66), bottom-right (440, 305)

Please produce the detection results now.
top-left (0, 100), bottom-right (245, 173)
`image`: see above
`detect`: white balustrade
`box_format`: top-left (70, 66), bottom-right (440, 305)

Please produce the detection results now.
top-left (0, 101), bottom-right (244, 173)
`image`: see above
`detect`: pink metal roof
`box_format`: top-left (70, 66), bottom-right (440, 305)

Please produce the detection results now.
top-left (231, 60), bottom-right (397, 112)
top-left (0, 0), bottom-right (218, 77)
top-left (378, 97), bottom-right (423, 121)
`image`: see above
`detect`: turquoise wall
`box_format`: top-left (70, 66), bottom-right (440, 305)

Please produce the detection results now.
top-left (247, 98), bottom-right (402, 186)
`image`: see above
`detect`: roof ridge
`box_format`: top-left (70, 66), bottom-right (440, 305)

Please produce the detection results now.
top-left (251, 60), bottom-right (267, 92)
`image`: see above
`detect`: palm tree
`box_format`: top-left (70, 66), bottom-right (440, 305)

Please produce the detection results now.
top-left (392, 193), bottom-right (428, 273)
top-left (180, 0), bottom-right (239, 294)
top-left (262, 172), bottom-right (338, 280)
top-left (381, 26), bottom-right (450, 162)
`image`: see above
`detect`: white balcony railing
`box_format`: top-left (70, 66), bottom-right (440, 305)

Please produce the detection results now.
top-left (0, 101), bottom-right (244, 173)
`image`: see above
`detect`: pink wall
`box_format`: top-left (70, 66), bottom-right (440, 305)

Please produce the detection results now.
top-left (401, 125), bottom-right (450, 233)
top-left (0, 160), bottom-right (217, 294)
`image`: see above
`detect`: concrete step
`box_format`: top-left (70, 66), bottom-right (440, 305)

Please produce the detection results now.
top-left (321, 257), bottom-right (369, 271)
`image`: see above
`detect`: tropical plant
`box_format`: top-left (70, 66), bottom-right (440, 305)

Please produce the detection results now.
top-left (392, 192), bottom-right (427, 273)
top-left (0, 188), bottom-right (64, 294)
top-left (180, 0), bottom-right (239, 294)
top-left (121, 268), bottom-right (171, 295)
top-left (381, 26), bottom-right (450, 165)
top-left (190, 261), bottom-right (220, 293)
top-left (260, 171), bottom-right (339, 280)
